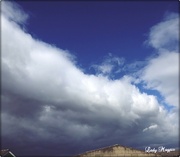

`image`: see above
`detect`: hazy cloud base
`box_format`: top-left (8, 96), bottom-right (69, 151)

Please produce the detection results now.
top-left (1, 1), bottom-right (179, 156)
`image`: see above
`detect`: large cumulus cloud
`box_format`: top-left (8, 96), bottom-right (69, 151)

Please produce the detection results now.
top-left (1, 1), bottom-right (179, 156)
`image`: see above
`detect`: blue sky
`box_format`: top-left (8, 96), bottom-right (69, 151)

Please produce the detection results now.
top-left (18, 1), bottom-right (178, 68)
top-left (1, 1), bottom-right (179, 156)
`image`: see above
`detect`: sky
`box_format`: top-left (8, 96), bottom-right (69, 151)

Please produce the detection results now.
top-left (1, 0), bottom-right (179, 156)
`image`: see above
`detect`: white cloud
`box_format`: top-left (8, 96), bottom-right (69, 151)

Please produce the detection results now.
top-left (1, 1), bottom-right (28, 25)
top-left (92, 53), bottom-right (125, 76)
top-left (1, 2), bottom-right (179, 155)
top-left (141, 13), bottom-right (179, 107)
top-left (141, 51), bottom-right (178, 107)
top-left (147, 13), bottom-right (179, 51)
top-left (143, 124), bottom-right (158, 132)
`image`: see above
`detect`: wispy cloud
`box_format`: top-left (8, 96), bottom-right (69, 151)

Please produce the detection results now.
top-left (1, 1), bottom-right (29, 25)
top-left (146, 13), bottom-right (179, 51)
top-left (143, 124), bottom-right (158, 132)
top-left (91, 53), bottom-right (125, 77)
top-left (1, 1), bottom-right (179, 156)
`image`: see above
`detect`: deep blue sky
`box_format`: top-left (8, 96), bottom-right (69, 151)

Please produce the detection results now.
top-left (17, 1), bottom-right (178, 69)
